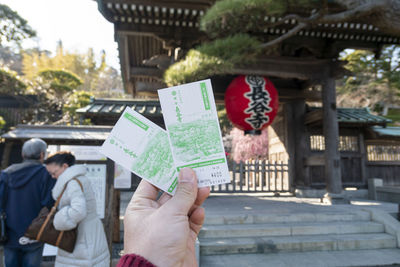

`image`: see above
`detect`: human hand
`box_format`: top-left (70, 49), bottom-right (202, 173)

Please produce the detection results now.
top-left (123, 168), bottom-right (210, 267)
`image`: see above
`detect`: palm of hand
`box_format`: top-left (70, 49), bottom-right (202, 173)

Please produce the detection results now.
top-left (124, 173), bottom-right (209, 267)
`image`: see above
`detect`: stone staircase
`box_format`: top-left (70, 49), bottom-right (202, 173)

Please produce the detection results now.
top-left (199, 210), bottom-right (400, 267)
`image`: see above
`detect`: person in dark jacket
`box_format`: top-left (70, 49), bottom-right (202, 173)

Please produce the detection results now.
top-left (0, 138), bottom-right (55, 267)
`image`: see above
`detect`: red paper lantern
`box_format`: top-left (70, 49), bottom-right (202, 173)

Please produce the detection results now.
top-left (225, 75), bottom-right (279, 134)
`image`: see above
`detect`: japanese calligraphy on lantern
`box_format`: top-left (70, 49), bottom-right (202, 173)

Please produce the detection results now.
top-left (225, 75), bottom-right (279, 132)
top-left (244, 76), bottom-right (273, 129)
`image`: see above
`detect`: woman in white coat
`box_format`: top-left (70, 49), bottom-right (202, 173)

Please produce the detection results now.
top-left (45, 151), bottom-right (110, 267)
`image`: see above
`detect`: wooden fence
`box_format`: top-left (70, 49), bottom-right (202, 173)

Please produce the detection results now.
top-left (367, 144), bottom-right (400, 161)
top-left (211, 160), bottom-right (290, 193)
top-left (366, 143), bottom-right (400, 186)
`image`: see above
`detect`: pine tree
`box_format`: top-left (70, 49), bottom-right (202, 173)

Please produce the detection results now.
top-left (0, 4), bottom-right (36, 46)
top-left (164, 0), bottom-right (400, 85)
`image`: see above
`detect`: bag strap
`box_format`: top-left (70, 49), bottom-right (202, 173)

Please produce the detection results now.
top-left (72, 178), bottom-right (84, 193)
top-left (53, 177), bottom-right (84, 210)
top-left (36, 177), bottom-right (84, 241)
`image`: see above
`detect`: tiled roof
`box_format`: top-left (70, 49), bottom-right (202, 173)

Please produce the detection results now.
top-left (2, 124), bottom-right (112, 145)
top-left (76, 98), bottom-right (162, 117)
top-left (336, 108), bottom-right (392, 124)
top-left (306, 107), bottom-right (392, 126)
top-left (371, 126), bottom-right (400, 137)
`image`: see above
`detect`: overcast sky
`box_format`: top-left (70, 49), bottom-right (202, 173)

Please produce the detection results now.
top-left (2, 0), bottom-right (120, 70)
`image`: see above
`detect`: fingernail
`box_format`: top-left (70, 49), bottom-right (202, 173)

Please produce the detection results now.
top-left (179, 167), bottom-right (195, 183)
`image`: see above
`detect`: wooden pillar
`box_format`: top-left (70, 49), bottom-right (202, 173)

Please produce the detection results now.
top-left (104, 159), bottom-right (115, 266)
top-left (112, 190), bottom-right (121, 243)
top-left (285, 104), bottom-right (295, 192)
top-left (291, 100), bottom-right (310, 188)
top-left (359, 133), bottom-right (367, 184)
top-left (321, 75), bottom-right (345, 201)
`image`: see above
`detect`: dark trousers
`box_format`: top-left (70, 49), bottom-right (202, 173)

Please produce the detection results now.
top-left (4, 243), bottom-right (44, 267)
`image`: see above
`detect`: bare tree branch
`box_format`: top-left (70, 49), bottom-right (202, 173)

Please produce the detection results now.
top-left (268, 1), bottom-right (387, 29)
top-left (317, 1), bottom-right (387, 24)
top-left (259, 0), bottom-right (396, 49)
top-left (259, 11), bottom-right (324, 49)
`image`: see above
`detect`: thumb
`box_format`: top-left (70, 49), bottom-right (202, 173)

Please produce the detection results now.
top-left (164, 168), bottom-right (198, 215)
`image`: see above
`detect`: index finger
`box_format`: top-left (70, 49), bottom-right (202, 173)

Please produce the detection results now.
top-left (188, 186), bottom-right (210, 216)
top-left (131, 179), bottom-right (159, 203)
top-left (195, 186), bottom-right (210, 206)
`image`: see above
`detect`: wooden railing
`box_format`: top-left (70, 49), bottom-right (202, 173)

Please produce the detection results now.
top-left (211, 160), bottom-right (290, 193)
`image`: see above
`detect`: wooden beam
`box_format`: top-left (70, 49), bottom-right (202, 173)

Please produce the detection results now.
top-left (304, 155), bottom-right (325, 166)
top-left (322, 76), bottom-right (343, 195)
top-left (211, 75), bottom-right (321, 101)
top-left (305, 109), bottom-right (323, 125)
top-left (365, 139), bottom-right (400, 146)
top-left (116, 24), bottom-right (203, 46)
top-left (132, 81), bottom-right (321, 102)
top-left (229, 57), bottom-right (350, 82)
top-left (134, 80), bottom-right (166, 92)
top-left (96, 0), bottom-right (115, 24)
top-left (116, 33), bottom-right (133, 95)
top-left (278, 88), bottom-right (321, 101)
top-left (106, 0), bottom-right (214, 9)
top-left (366, 161), bottom-right (400, 166)
top-left (130, 66), bottom-right (164, 78)
top-left (231, 57), bottom-right (337, 81)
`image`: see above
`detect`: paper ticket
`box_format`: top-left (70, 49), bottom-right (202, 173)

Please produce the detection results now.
top-left (158, 79), bottom-right (230, 187)
top-left (100, 107), bottom-right (178, 194)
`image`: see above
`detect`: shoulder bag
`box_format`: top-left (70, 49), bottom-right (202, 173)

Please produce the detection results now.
top-left (24, 177), bottom-right (83, 253)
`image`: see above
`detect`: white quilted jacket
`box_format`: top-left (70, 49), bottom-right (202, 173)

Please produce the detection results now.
top-left (52, 165), bottom-right (110, 267)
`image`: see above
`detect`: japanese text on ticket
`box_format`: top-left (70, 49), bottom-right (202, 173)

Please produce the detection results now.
top-left (100, 107), bottom-right (178, 194)
top-left (158, 79), bottom-right (230, 187)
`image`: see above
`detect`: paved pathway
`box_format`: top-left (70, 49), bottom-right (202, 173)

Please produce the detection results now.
top-left (121, 192), bottom-right (399, 217)
top-left (202, 193), bottom-right (398, 216)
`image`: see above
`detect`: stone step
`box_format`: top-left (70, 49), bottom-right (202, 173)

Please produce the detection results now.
top-left (199, 233), bottom-right (396, 255)
top-left (200, 248), bottom-right (400, 267)
top-left (204, 210), bottom-right (371, 225)
top-left (199, 221), bottom-right (384, 238)
top-left (119, 211), bottom-right (371, 233)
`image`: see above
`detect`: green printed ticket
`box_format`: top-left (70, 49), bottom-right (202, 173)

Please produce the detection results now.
top-left (158, 79), bottom-right (230, 187)
top-left (100, 107), bottom-right (178, 194)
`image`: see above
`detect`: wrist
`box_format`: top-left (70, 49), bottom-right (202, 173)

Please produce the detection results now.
top-left (117, 254), bottom-right (156, 267)
top-left (124, 239), bottom-right (160, 267)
